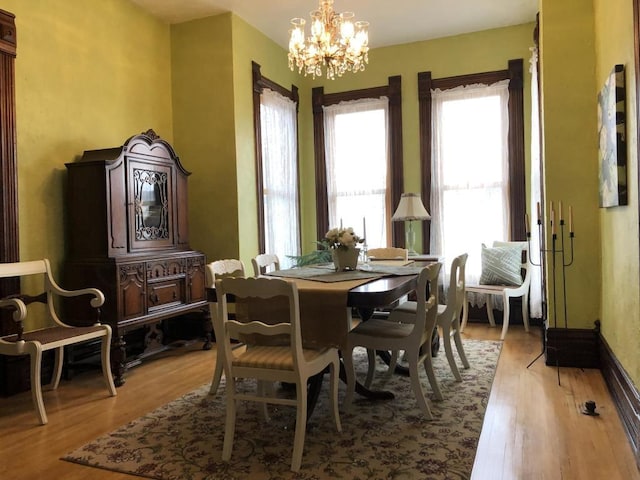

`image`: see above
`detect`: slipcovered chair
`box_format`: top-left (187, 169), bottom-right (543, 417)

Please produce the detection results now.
top-left (343, 263), bottom-right (442, 419)
top-left (205, 259), bottom-right (246, 395)
top-left (217, 276), bottom-right (341, 472)
top-left (0, 259), bottom-right (116, 425)
top-left (462, 241), bottom-right (531, 339)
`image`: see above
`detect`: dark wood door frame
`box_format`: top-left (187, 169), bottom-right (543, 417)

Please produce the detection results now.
top-left (0, 9), bottom-right (20, 326)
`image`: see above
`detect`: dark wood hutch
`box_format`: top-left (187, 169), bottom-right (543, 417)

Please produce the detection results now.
top-left (64, 130), bottom-right (207, 386)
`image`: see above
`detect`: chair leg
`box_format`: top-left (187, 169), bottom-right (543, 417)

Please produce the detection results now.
top-left (257, 381), bottom-right (270, 422)
top-left (329, 359), bottom-right (342, 433)
top-left (222, 378), bottom-right (237, 462)
top-left (48, 346), bottom-right (64, 390)
top-left (407, 349), bottom-right (433, 419)
top-left (486, 295), bottom-right (496, 327)
top-left (101, 334), bottom-right (117, 396)
top-left (209, 348), bottom-right (224, 395)
top-left (442, 324), bottom-right (462, 382)
top-left (291, 377), bottom-right (308, 472)
top-left (452, 321), bottom-right (470, 370)
top-left (460, 295), bottom-right (469, 333)
top-left (500, 293), bottom-right (510, 340)
top-left (364, 348), bottom-right (377, 388)
top-left (382, 350), bottom-right (399, 385)
top-left (522, 292), bottom-right (531, 332)
top-left (342, 347), bottom-right (356, 413)
top-left (26, 343), bottom-right (47, 425)
top-left (421, 347), bottom-right (443, 401)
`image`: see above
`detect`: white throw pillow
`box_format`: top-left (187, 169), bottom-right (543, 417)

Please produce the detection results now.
top-left (479, 243), bottom-right (523, 286)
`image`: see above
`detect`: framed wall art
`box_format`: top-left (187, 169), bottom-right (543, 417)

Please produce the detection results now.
top-left (598, 64), bottom-right (627, 207)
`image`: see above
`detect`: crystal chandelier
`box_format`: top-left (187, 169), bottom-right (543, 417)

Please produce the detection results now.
top-left (288, 0), bottom-right (369, 80)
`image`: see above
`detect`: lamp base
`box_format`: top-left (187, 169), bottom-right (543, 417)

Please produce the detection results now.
top-left (405, 222), bottom-right (419, 257)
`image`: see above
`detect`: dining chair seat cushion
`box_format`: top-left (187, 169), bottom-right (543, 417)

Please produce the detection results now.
top-left (2, 325), bottom-right (107, 346)
top-left (479, 243), bottom-right (523, 286)
top-left (351, 318), bottom-right (414, 339)
top-left (233, 345), bottom-right (334, 370)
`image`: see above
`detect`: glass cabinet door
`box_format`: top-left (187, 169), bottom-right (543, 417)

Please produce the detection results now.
top-left (128, 159), bottom-right (174, 251)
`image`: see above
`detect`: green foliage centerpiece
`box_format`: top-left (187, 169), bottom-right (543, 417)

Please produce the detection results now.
top-left (288, 227), bottom-right (365, 270)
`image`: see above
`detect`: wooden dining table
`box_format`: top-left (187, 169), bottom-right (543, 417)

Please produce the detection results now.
top-left (206, 262), bottom-right (431, 416)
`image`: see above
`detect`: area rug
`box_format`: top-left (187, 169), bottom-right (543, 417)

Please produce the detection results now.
top-left (63, 339), bottom-right (501, 480)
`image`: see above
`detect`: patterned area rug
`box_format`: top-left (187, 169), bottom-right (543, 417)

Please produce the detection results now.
top-left (63, 339), bottom-right (501, 480)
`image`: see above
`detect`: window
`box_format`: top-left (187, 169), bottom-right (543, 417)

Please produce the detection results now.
top-left (313, 76), bottom-right (404, 248)
top-left (418, 60), bottom-right (526, 297)
top-left (252, 62), bottom-right (300, 267)
top-left (324, 98), bottom-right (389, 247)
top-left (431, 80), bottom-right (510, 284)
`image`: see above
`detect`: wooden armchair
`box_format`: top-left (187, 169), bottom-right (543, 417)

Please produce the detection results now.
top-left (0, 259), bottom-right (116, 425)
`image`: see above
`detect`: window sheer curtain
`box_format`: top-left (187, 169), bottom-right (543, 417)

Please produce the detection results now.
top-left (528, 47), bottom-right (543, 319)
top-left (323, 97), bottom-right (389, 247)
top-left (430, 80), bottom-right (510, 307)
top-left (260, 88), bottom-right (300, 268)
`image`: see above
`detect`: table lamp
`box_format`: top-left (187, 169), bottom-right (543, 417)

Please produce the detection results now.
top-left (392, 193), bottom-right (431, 256)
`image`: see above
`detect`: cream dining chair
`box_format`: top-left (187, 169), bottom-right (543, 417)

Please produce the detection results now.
top-left (216, 276), bottom-right (341, 472)
top-left (392, 253), bottom-right (470, 381)
top-left (343, 262), bottom-right (442, 419)
top-left (461, 241), bottom-right (531, 340)
top-left (206, 259), bottom-right (246, 395)
top-left (251, 253), bottom-right (280, 276)
top-left (367, 247), bottom-right (409, 261)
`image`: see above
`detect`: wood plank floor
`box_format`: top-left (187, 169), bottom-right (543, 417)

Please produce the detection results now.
top-left (0, 324), bottom-right (638, 480)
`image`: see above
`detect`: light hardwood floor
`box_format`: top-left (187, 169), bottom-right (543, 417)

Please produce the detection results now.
top-left (0, 324), bottom-right (638, 480)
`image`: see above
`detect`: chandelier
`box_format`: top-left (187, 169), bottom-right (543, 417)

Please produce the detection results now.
top-left (288, 0), bottom-right (369, 80)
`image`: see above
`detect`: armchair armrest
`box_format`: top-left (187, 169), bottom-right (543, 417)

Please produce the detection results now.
top-left (0, 297), bottom-right (27, 340)
top-left (51, 284), bottom-right (105, 309)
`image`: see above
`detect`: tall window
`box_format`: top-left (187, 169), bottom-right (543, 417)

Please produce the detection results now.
top-left (324, 98), bottom-right (389, 247)
top-left (419, 60), bottom-right (526, 308)
top-left (252, 63), bottom-right (300, 268)
top-left (313, 76), bottom-right (404, 248)
top-left (430, 80), bottom-right (510, 285)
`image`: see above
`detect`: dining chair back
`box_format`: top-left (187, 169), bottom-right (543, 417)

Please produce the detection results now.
top-left (367, 247), bottom-right (409, 261)
top-left (217, 276), bottom-right (341, 472)
top-left (0, 259), bottom-right (116, 425)
top-left (251, 253), bottom-right (280, 276)
top-left (462, 241), bottom-right (531, 339)
top-left (343, 262), bottom-right (442, 418)
top-left (205, 259), bottom-right (246, 395)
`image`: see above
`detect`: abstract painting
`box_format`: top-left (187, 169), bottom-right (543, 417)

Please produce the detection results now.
top-left (598, 64), bottom-right (627, 207)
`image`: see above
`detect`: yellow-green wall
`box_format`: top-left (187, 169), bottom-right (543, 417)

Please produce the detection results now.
top-left (171, 14), bottom-right (238, 262)
top-left (3, 0), bottom-right (172, 310)
top-left (592, 0), bottom-right (640, 384)
top-left (539, 0), bottom-right (601, 331)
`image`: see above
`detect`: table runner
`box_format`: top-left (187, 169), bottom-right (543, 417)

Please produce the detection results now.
top-left (236, 275), bottom-right (377, 349)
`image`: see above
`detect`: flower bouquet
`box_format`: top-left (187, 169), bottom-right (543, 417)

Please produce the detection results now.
top-left (324, 227), bottom-right (364, 271)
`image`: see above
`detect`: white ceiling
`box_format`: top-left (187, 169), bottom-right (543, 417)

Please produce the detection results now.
top-left (129, 0), bottom-right (538, 49)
